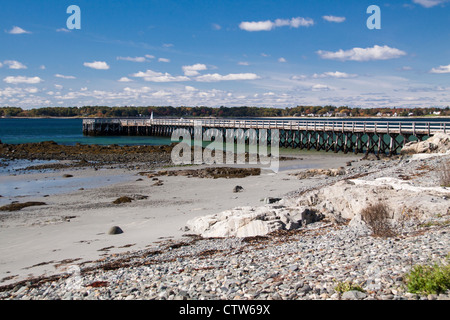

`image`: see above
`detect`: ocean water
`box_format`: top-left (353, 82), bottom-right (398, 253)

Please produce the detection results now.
top-left (0, 118), bottom-right (173, 146)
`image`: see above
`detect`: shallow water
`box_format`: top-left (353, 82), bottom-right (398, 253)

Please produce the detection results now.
top-left (0, 170), bottom-right (133, 206)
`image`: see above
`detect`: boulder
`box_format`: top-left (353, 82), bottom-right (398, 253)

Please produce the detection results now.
top-left (186, 206), bottom-right (302, 238)
top-left (233, 186), bottom-right (244, 193)
top-left (401, 133), bottom-right (450, 155)
top-left (342, 290), bottom-right (367, 300)
top-left (264, 197), bottom-right (282, 204)
top-left (108, 226), bottom-right (123, 235)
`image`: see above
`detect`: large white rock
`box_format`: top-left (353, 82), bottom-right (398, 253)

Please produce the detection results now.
top-left (186, 206), bottom-right (309, 238)
top-left (401, 133), bottom-right (450, 155)
top-left (288, 177), bottom-right (450, 228)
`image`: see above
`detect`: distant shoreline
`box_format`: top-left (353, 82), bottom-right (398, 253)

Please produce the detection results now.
top-left (2, 116), bottom-right (450, 120)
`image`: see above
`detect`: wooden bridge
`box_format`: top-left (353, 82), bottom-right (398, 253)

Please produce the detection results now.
top-left (82, 118), bottom-right (449, 155)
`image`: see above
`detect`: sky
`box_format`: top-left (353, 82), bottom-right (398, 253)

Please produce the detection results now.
top-left (0, 0), bottom-right (449, 109)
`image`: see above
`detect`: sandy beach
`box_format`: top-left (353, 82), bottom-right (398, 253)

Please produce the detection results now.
top-left (0, 151), bottom-right (363, 286)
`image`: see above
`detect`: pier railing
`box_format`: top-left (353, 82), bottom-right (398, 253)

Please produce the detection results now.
top-left (83, 118), bottom-right (448, 135)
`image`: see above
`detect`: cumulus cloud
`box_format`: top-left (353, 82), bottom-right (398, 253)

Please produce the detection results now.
top-left (182, 64), bottom-right (207, 76)
top-left (3, 60), bottom-right (27, 69)
top-left (118, 77), bottom-right (134, 82)
top-left (3, 76), bottom-right (43, 84)
top-left (430, 64), bottom-right (450, 74)
top-left (412, 0), bottom-right (449, 8)
top-left (311, 84), bottom-right (330, 91)
top-left (278, 57), bottom-right (287, 63)
top-left (117, 56), bottom-right (147, 62)
top-left (317, 45), bottom-right (407, 61)
top-left (239, 17), bottom-right (314, 31)
top-left (131, 69), bottom-right (189, 82)
top-left (83, 61), bottom-right (110, 70)
top-left (6, 26), bottom-right (31, 34)
top-left (55, 74), bottom-right (76, 79)
top-left (313, 71), bottom-right (357, 78)
top-left (195, 73), bottom-right (260, 82)
top-left (322, 16), bottom-right (346, 23)
top-left (158, 58), bottom-right (170, 63)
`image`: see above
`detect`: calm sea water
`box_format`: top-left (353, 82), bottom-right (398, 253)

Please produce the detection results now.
top-left (0, 118), bottom-right (173, 146)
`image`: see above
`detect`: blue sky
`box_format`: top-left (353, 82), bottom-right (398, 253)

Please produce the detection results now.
top-left (0, 0), bottom-right (449, 109)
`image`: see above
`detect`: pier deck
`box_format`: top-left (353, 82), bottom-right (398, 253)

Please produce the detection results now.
top-left (83, 118), bottom-right (449, 155)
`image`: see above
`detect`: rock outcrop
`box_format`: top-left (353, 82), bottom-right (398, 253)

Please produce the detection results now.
top-left (401, 133), bottom-right (450, 155)
top-left (185, 205), bottom-right (322, 238)
top-left (186, 174), bottom-right (449, 238)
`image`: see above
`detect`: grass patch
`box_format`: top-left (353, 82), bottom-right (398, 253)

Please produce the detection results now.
top-left (334, 281), bottom-right (365, 294)
top-left (361, 202), bottom-right (396, 238)
top-left (405, 256), bottom-right (450, 295)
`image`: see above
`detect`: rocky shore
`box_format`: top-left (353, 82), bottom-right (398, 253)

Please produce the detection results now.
top-left (0, 135), bottom-right (449, 300)
top-left (0, 141), bottom-right (175, 170)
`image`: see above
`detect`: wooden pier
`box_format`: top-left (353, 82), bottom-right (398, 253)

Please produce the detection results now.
top-left (82, 118), bottom-right (449, 155)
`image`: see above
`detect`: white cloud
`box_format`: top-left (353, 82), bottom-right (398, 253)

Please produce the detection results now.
top-left (39, 65), bottom-right (46, 70)
top-left (239, 17), bottom-right (313, 31)
top-left (145, 54), bottom-right (155, 59)
top-left (278, 57), bottom-right (287, 63)
top-left (25, 87), bottom-right (39, 94)
top-left (322, 16), bottom-right (346, 23)
top-left (3, 60), bottom-right (27, 70)
top-left (55, 74), bottom-right (76, 79)
top-left (311, 84), bottom-right (330, 91)
top-left (291, 75), bottom-right (308, 81)
top-left (56, 28), bottom-right (71, 33)
top-left (0, 62), bottom-right (2, 68)
top-left (238, 61), bottom-right (250, 66)
top-left (313, 71), bottom-right (357, 78)
top-left (430, 64), bottom-right (450, 74)
top-left (412, 0), bottom-right (449, 8)
top-left (7, 26), bottom-right (31, 34)
top-left (317, 45), bottom-right (407, 61)
top-left (162, 43), bottom-right (174, 48)
top-left (131, 69), bottom-right (190, 82)
top-left (3, 76), bottom-right (43, 84)
top-left (212, 23), bottom-right (222, 30)
top-left (83, 61), bottom-right (110, 70)
top-left (118, 77), bottom-right (134, 82)
top-left (185, 86), bottom-right (198, 92)
top-left (182, 64), bottom-right (207, 76)
top-left (158, 58), bottom-right (171, 63)
top-left (195, 73), bottom-right (260, 82)
top-left (117, 56), bottom-right (147, 62)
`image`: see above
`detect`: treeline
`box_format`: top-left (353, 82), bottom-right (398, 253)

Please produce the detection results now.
top-left (0, 105), bottom-right (449, 118)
